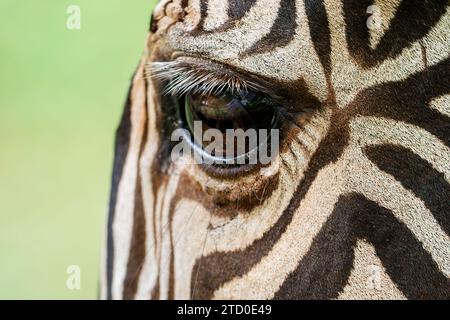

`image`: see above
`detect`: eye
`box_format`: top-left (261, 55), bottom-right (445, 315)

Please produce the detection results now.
top-left (184, 91), bottom-right (278, 133)
top-left (178, 90), bottom-right (280, 163)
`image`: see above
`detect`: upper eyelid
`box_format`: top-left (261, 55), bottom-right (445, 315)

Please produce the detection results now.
top-left (146, 59), bottom-right (274, 97)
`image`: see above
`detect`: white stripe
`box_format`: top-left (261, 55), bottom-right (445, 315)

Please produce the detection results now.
top-left (368, 0), bottom-right (402, 49)
top-left (204, 0), bottom-right (229, 31)
top-left (430, 94), bottom-right (450, 118)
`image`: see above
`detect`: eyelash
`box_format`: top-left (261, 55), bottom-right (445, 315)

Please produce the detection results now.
top-left (147, 61), bottom-right (270, 98)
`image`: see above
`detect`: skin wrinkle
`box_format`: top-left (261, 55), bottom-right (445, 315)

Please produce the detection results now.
top-left (103, 0), bottom-right (450, 300)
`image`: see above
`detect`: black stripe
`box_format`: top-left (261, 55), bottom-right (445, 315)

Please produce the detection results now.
top-left (149, 12), bottom-right (157, 33)
top-left (241, 0), bottom-right (297, 56)
top-left (274, 193), bottom-right (450, 299)
top-left (303, 0), bottom-right (335, 98)
top-left (304, 0), bottom-right (332, 77)
top-left (228, 0), bottom-right (258, 21)
top-left (106, 83), bottom-right (133, 300)
top-left (365, 144), bottom-right (450, 237)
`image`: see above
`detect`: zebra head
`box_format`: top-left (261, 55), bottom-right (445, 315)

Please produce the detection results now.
top-left (103, 0), bottom-right (450, 300)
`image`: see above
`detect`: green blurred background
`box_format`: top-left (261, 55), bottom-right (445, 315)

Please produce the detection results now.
top-left (0, 0), bottom-right (157, 299)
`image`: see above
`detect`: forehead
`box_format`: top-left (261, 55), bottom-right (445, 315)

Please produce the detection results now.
top-left (152, 0), bottom-right (332, 99)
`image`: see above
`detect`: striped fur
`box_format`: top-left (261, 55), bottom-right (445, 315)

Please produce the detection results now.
top-left (102, 0), bottom-right (450, 300)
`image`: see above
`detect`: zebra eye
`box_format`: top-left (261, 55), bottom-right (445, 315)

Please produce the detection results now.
top-left (184, 91), bottom-right (278, 132)
top-left (179, 90), bottom-right (279, 160)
